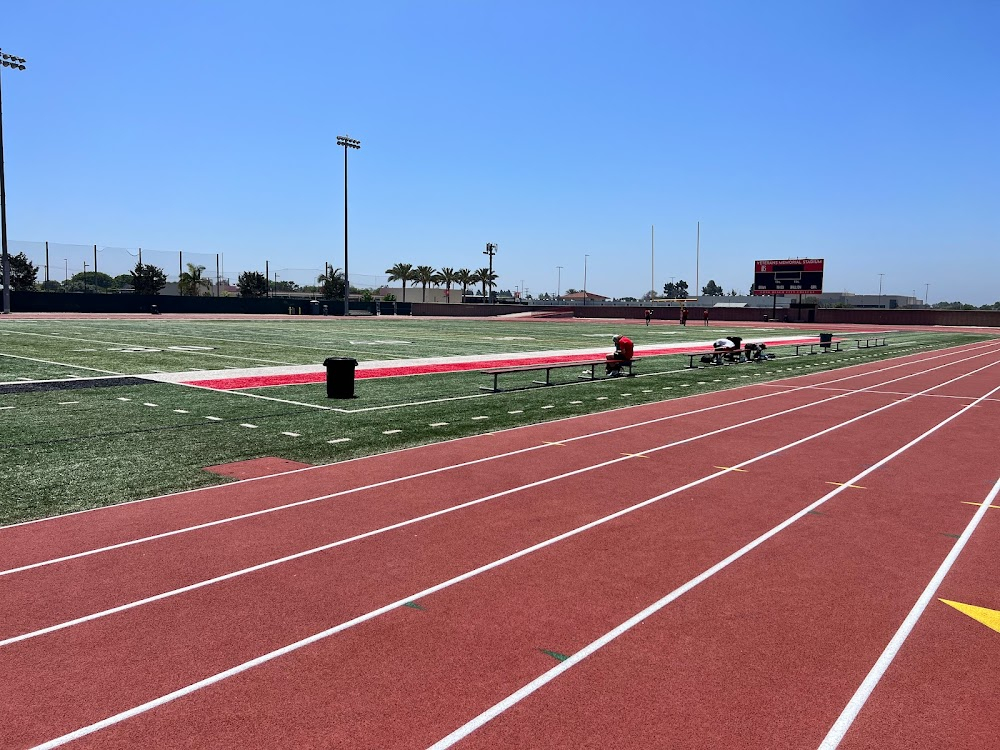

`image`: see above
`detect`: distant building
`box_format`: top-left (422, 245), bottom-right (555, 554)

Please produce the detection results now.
top-left (561, 291), bottom-right (609, 302)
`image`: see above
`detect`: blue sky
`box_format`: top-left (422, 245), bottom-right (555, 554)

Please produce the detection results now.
top-left (2, 1), bottom-right (997, 302)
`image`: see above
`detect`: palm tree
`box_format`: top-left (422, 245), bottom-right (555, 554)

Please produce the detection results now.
top-left (412, 265), bottom-right (442, 302)
top-left (178, 263), bottom-right (212, 297)
top-left (317, 265), bottom-right (344, 300)
top-left (455, 268), bottom-right (473, 302)
top-left (438, 267), bottom-right (458, 303)
top-left (385, 262), bottom-right (415, 302)
top-left (471, 266), bottom-right (498, 300)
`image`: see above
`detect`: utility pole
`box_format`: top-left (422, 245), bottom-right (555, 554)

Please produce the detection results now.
top-left (556, 265), bottom-right (562, 299)
top-left (483, 243), bottom-right (497, 303)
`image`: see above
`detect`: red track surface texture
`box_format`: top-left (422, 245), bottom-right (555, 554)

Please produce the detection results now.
top-left (2, 342), bottom-right (999, 749)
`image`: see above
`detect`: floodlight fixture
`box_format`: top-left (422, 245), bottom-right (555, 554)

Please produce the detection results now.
top-left (1, 48), bottom-right (28, 314)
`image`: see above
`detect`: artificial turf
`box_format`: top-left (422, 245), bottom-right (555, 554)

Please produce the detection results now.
top-left (0, 319), bottom-right (992, 525)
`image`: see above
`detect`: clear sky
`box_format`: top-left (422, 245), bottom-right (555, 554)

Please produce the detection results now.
top-left (2, 1), bottom-right (997, 303)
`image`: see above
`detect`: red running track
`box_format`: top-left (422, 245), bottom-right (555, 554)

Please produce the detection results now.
top-left (2, 341), bottom-right (999, 749)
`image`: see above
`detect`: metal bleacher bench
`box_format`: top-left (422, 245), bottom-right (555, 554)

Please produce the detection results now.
top-left (480, 358), bottom-right (640, 393)
top-left (792, 340), bottom-right (844, 355)
top-left (854, 337), bottom-right (888, 348)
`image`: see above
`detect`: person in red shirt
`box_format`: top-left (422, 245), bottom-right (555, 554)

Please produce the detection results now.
top-left (606, 334), bottom-right (634, 376)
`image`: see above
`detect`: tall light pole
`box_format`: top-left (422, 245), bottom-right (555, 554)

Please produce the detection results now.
top-left (1, 49), bottom-right (28, 315)
top-left (878, 273), bottom-right (885, 309)
top-left (925, 283), bottom-right (930, 307)
top-left (556, 265), bottom-right (562, 300)
top-left (583, 254), bottom-right (589, 306)
top-left (483, 243), bottom-right (497, 303)
top-left (337, 134), bottom-right (361, 316)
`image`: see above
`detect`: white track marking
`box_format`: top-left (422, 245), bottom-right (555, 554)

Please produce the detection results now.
top-left (326, 438), bottom-right (350, 444)
top-left (281, 431), bottom-right (300, 437)
top-left (2, 347), bottom-right (994, 574)
top-left (817, 475), bottom-right (1000, 749)
top-left (30, 382), bottom-right (1000, 750)
top-left (6, 362), bottom-right (998, 645)
top-left (172, 409), bottom-right (189, 413)
top-left (428, 391), bottom-right (1000, 750)
top-left (240, 423), bottom-right (258, 429)
top-left (430, 422), bottom-right (449, 427)
top-left (0, 352), bottom-right (120, 375)
top-left (205, 416), bottom-right (223, 421)
top-left (381, 429), bottom-right (402, 435)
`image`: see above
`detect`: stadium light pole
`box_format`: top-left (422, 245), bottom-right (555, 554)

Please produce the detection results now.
top-left (878, 273), bottom-right (884, 309)
top-left (583, 254), bottom-right (589, 306)
top-left (337, 135), bottom-right (361, 317)
top-left (0, 49), bottom-right (28, 315)
top-left (556, 265), bottom-right (562, 300)
top-left (925, 282), bottom-right (929, 307)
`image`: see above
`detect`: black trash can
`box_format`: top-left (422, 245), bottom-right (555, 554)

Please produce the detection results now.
top-left (323, 357), bottom-right (358, 399)
top-left (819, 332), bottom-right (833, 351)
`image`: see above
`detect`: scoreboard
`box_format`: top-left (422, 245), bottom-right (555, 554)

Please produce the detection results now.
top-left (752, 259), bottom-right (825, 295)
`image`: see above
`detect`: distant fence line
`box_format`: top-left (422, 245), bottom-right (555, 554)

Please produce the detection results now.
top-left (9, 240), bottom-right (387, 292)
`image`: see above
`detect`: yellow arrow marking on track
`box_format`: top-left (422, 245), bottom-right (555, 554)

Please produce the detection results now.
top-left (621, 453), bottom-right (649, 459)
top-left (714, 466), bottom-right (747, 472)
top-left (542, 441), bottom-right (565, 447)
top-left (826, 482), bottom-right (866, 489)
top-left (961, 502), bottom-right (1000, 509)
top-left (940, 600), bottom-right (1000, 634)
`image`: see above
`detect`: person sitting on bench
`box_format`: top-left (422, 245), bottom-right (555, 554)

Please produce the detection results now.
top-left (711, 336), bottom-right (742, 364)
top-left (606, 334), bottom-right (634, 377)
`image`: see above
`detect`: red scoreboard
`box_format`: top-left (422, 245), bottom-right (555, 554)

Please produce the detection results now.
top-left (752, 259), bottom-right (825, 295)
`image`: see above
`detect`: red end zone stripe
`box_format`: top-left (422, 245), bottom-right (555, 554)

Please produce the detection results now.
top-left (185, 337), bottom-right (825, 390)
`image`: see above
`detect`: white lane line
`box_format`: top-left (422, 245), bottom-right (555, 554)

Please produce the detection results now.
top-left (142, 403), bottom-right (158, 408)
top-left (428, 388), bottom-right (1000, 750)
top-left (57, 401), bottom-right (79, 405)
top-left (205, 416), bottom-right (223, 421)
top-left (173, 409), bottom-right (189, 414)
top-left (3, 345), bottom-right (991, 571)
top-left (508, 410), bottom-right (524, 414)
top-left (281, 432), bottom-right (301, 437)
top-left (116, 398), bottom-right (131, 402)
top-left (0, 406), bottom-right (14, 410)
top-left (818, 475), bottom-right (1000, 749)
top-left (429, 422), bottom-right (449, 427)
top-left (382, 429), bottom-right (403, 435)
top-left (326, 438), bottom-right (350, 444)
top-left (471, 416), bottom-right (489, 420)
top-left (240, 424), bottom-right (258, 429)
top-left (541, 405), bottom-right (555, 409)
top-left (32, 382), bottom-right (1000, 750)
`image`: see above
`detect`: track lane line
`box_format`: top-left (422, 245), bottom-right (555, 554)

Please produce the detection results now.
top-left (24, 381), bottom-right (1000, 749)
top-left (426, 385), bottom-right (1000, 750)
top-left (817, 474), bottom-right (1000, 750)
top-left (4, 346), bottom-right (996, 577)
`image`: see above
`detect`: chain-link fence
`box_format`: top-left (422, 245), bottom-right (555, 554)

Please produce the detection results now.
top-left (8, 239), bottom-right (388, 295)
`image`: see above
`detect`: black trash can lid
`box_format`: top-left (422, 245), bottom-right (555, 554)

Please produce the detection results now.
top-left (323, 357), bottom-right (359, 366)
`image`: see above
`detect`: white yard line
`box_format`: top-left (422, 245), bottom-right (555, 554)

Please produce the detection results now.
top-left (0, 352), bottom-right (120, 375)
top-left (29, 380), bottom-right (1000, 750)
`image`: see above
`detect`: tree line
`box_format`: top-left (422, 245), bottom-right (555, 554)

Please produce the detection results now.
top-left (384, 264), bottom-right (498, 302)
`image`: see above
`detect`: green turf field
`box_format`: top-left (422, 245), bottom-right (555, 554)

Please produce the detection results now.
top-left (0, 317), bottom-right (992, 525)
